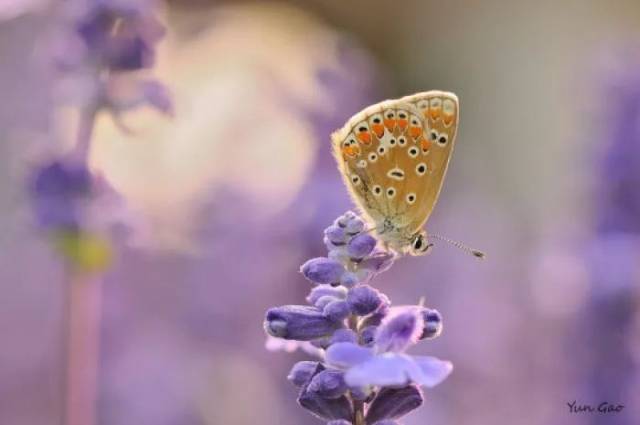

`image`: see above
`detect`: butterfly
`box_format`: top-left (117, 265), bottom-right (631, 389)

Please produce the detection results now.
top-left (332, 91), bottom-right (484, 258)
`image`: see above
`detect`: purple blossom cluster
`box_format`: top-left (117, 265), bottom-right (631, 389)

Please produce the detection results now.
top-left (264, 211), bottom-right (452, 425)
top-left (53, 0), bottom-right (172, 116)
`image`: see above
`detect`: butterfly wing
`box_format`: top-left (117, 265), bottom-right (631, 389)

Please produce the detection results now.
top-left (399, 91), bottom-right (459, 231)
top-left (331, 91), bottom-right (459, 239)
top-left (331, 100), bottom-right (396, 227)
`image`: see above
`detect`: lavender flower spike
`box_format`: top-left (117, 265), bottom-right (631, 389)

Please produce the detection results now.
top-left (264, 211), bottom-right (453, 423)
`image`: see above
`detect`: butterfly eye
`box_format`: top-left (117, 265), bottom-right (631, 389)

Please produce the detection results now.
top-left (408, 147), bottom-right (419, 158)
top-left (386, 187), bottom-right (396, 198)
top-left (438, 134), bottom-right (448, 145)
top-left (372, 185), bottom-right (382, 196)
top-left (410, 233), bottom-right (431, 255)
top-left (406, 193), bottom-right (417, 204)
top-left (416, 163), bottom-right (427, 175)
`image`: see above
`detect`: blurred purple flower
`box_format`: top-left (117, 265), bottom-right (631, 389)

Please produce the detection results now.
top-left (28, 157), bottom-right (135, 272)
top-left (75, 0), bottom-right (165, 72)
top-left (50, 0), bottom-right (172, 115)
top-left (595, 56), bottom-right (640, 235)
top-left (30, 159), bottom-right (92, 231)
top-left (577, 51), bottom-right (640, 425)
top-left (264, 211), bottom-right (452, 423)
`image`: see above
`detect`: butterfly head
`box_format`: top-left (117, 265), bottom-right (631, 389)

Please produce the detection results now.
top-left (408, 230), bottom-right (433, 256)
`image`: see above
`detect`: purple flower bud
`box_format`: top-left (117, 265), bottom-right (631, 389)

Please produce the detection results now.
top-left (360, 325), bottom-right (377, 346)
top-left (360, 251), bottom-right (395, 274)
top-left (347, 233), bottom-right (377, 259)
top-left (339, 271), bottom-right (359, 288)
top-left (325, 225), bottom-right (348, 245)
top-left (264, 305), bottom-right (340, 340)
top-left (345, 217), bottom-right (365, 235)
top-left (347, 285), bottom-right (383, 316)
top-left (419, 308), bottom-right (443, 339)
top-left (308, 369), bottom-right (348, 399)
top-left (323, 300), bottom-right (351, 322)
top-left (327, 248), bottom-right (350, 264)
top-left (365, 385), bottom-right (424, 423)
top-left (307, 286), bottom-right (347, 305)
top-left (375, 308), bottom-right (424, 352)
top-left (301, 258), bottom-right (346, 284)
top-left (288, 361), bottom-right (323, 387)
top-left (330, 329), bottom-right (358, 345)
top-left (316, 295), bottom-right (340, 310)
top-left (335, 211), bottom-right (357, 228)
top-left (298, 388), bottom-right (353, 421)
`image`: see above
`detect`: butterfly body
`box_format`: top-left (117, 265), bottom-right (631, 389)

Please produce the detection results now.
top-left (331, 91), bottom-right (459, 256)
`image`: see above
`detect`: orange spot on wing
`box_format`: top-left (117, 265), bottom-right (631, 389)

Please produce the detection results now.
top-left (420, 138), bottom-right (432, 151)
top-left (371, 124), bottom-right (385, 138)
top-left (357, 132), bottom-right (372, 144)
top-left (429, 108), bottom-right (441, 121)
top-left (443, 113), bottom-right (454, 126)
top-left (397, 119), bottom-right (408, 130)
top-left (409, 126), bottom-right (422, 139)
top-left (342, 145), bottom-right (360, 157)
top-left (384, 119), bottom-right (396, 131)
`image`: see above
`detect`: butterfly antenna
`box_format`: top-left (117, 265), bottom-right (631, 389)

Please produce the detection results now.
top-left (429, 234), bottom-right (486, 260)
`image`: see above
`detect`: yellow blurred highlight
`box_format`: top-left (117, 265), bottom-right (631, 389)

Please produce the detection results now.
top-left (53, 231), bottom-right (113, 274)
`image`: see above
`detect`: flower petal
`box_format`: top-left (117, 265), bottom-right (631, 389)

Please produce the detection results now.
top-left (375, 308), bottom-right (423, 352)
top-left (325, 342), bottom-right (373, 368)
top-left (411, 356), bottom-right (454, 388)
top-left (344, 353), bottom-right (417, 387)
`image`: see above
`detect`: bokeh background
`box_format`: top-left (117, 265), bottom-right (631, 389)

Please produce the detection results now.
top-left (1, 1), bottom-right (640, 424)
